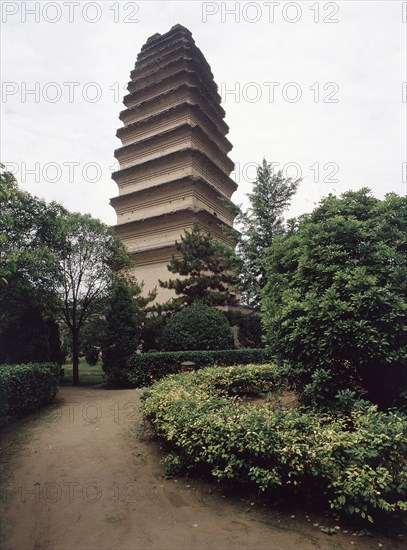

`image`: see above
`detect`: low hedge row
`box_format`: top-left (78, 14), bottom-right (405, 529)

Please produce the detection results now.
top-left (126, 348), bottom-right (274, 387)
top-left (0, 362), bottom-right (60, 426)
top-left (142, 365), bottom-right (407, 523)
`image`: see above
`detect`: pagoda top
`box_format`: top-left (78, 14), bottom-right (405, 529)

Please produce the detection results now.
top-left (137, 25), bottom-right (213, 87)
top-left (142, 24), bottom-right (193, 51)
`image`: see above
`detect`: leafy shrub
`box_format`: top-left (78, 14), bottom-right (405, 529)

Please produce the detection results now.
top-left (161, 303), bottom-right (234, 351)
top-left (141, 314), bottom-right (167, 352)
top-left (142, 365), bottom-right (407, 523)
top-left (237, 314), bottom-right (263, 348)
top-left (80, 315), bottom-right (106, 357)
top-left (127, 348), bottom-right (274, 387)
top-left (84, 346), bottom-right (99, 366)
top-left (263, 190), bottom-right (407, 407)
top-left (0, 362), bottom-right (60, 426)
top-left (223, 310), bottom-right (264, 348)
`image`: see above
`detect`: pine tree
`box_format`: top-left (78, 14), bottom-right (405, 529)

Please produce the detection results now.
top-left (235, 159), bottom-right (301, 307)
top-left (158, 221), bottom-right (239, 309)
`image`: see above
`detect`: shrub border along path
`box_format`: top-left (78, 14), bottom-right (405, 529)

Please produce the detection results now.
top-left (123, 348), bottom-right (273, 387)
top-left (142, 364), bottom-right (407, 524)
top-left (0, 362), bottom-right (60, 426)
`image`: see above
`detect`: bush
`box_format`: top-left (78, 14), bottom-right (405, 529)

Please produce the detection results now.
top-left (0, 362), bottom-right (60, 426)
top-left (223, 310), bottom-right (264, 348)
top-left (142, 365), bottom-right (407, 523)
top-left (237, 314), bottom-right (264, 348)
top-left (84, 346), bottom-right (99, 366)
top-left (127, 348), bottom-right (274, 387)
top-left (141, 314), bottom-right (167, 352)
top-left (161, 303), bottom-right (234, 351)
top-left (0, 309), bottom-right (65, 366)
top-left (263, 190), bottom-right (407, 408)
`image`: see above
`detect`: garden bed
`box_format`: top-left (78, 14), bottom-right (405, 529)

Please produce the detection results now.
top-left (142, 364), bottom-right (407, 525)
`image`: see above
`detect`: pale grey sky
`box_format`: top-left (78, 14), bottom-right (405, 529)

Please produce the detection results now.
top-left (1, 1), bottom-right (406, 225)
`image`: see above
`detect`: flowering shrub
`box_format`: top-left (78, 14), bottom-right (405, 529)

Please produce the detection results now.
top-left (142, 365), bottom-right (407, 522)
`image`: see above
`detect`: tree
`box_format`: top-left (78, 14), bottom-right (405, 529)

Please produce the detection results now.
top-left (262, 189), bottom-right (407, 408)
top-left (161, 302), bottom-right (234, 351)
top-left (236, 314), bottom-right (264, 349)
top-left (159, 221), bottom-right (239, 309)
top-left (58, 213), bottom-right (131, 385)
top-left (0, 166), bottom-right (65, 363)
top-left (81, 314), bottom-right (107, 365)
top-left (232, 159), bottom-right (300, 307)
top-left (102, 277), bottom-right (142, 386)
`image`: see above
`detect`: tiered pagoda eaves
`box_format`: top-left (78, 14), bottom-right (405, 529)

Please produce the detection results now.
top-left (111, 24), bottom-right (237, 302)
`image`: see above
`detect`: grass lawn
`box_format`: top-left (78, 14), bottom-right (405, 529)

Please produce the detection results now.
top-left (60, 359), bottom-right (105, 386)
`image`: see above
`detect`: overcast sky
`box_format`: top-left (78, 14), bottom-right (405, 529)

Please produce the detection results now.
top-left (1, 1), bottom-right (406, 226)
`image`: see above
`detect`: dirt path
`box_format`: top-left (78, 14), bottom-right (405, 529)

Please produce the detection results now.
top-left (0, 387), bottom-right (403, 550)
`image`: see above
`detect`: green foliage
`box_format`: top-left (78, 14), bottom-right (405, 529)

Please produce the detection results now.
top-left (237, 314), bottom-right (263, 348)
top-left (159, 221), bottom-right (239, 309)
top-left (231, 159), bottom-right (300, 307)
top-left (141, 313), bottom-right (167, 352)
top-left (0, 166), bottom-right (65, 364)
top-left (0, 166), bottom-right (136, 382)
top-left (80, 314), bottom-right (106, 355)
top-left (224, 310), bottom-right (264, 348)
top-left (0, 362), bottom-right (60, 426)
top-left (58, 212), bottom-right (133, 384)
top-left (102, 277), bottom-right (142, 387)
top-left (126, 348), bottom-right (274, 387)
top-left (262, 189), bottom-right (407, 408)
top-left (0, 311), bottom-right (64, 365)
top-left (0, 165), bottom-right (66, 288)
top-left (237, 314), bottom-right (264, 348)
top-left (161, 303), bottom-right (234, 352)
top-left (142, 365), bottom-right (407, 522)
top-left (84, 346), bottom-right (99, 366)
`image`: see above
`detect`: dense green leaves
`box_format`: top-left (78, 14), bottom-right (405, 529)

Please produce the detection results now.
top-left (235, 313), bottom-right (264, 348)
top-left (0, 168), bottom-right (66, 290)
top-left (0, 166), bottom-right (136, 382)
top-left (126, 348), bottom-right (274, 387)
top-left (262, 189), bottom-right (407, 407)
top-left (0, 362), bottom-right (60, 425)
top-left (57, 212), bottom-right (134, 384)
top-left (142, 365), bottom-right (407, 522)
top-left (0, 166), bottom-right (65, 363)
top-left (161, 303), bottom-right (234, 352)
top-left (232, 159), bottom-right (300, 307)
top-left (102, 277), bottom-right (142, 386)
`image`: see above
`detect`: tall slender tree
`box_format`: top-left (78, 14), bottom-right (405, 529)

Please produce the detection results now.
top-left (102, 277), bottom-right (140, 386)
top-left (233, 159), bottom-right (301, 307)
top-left (58, 213), bottom-right (131, 385)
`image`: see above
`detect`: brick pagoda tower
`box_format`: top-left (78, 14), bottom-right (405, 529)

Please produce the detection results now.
top-left (111, 24), bottom-right (237, 302)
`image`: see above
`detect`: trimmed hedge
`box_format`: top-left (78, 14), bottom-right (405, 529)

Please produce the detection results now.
top-left (142, 365), bottom-right (407, 523)
top-left (161, 304), bottom-right (234, 351)
top-left (0, 363), bottom-right (60, 426)
top-left (127, 348), bottom-right (274, 387)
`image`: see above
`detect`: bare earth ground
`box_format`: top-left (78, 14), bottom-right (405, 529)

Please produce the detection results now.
top-left (0, 387), bottom-right (404, 550)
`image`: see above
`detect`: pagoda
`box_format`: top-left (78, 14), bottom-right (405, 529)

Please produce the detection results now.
top-left (111, 24), bottom-right (237, 303)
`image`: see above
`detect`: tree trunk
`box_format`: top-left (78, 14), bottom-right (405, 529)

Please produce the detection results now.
top-left (72, 332), bottom-right (80, 385)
